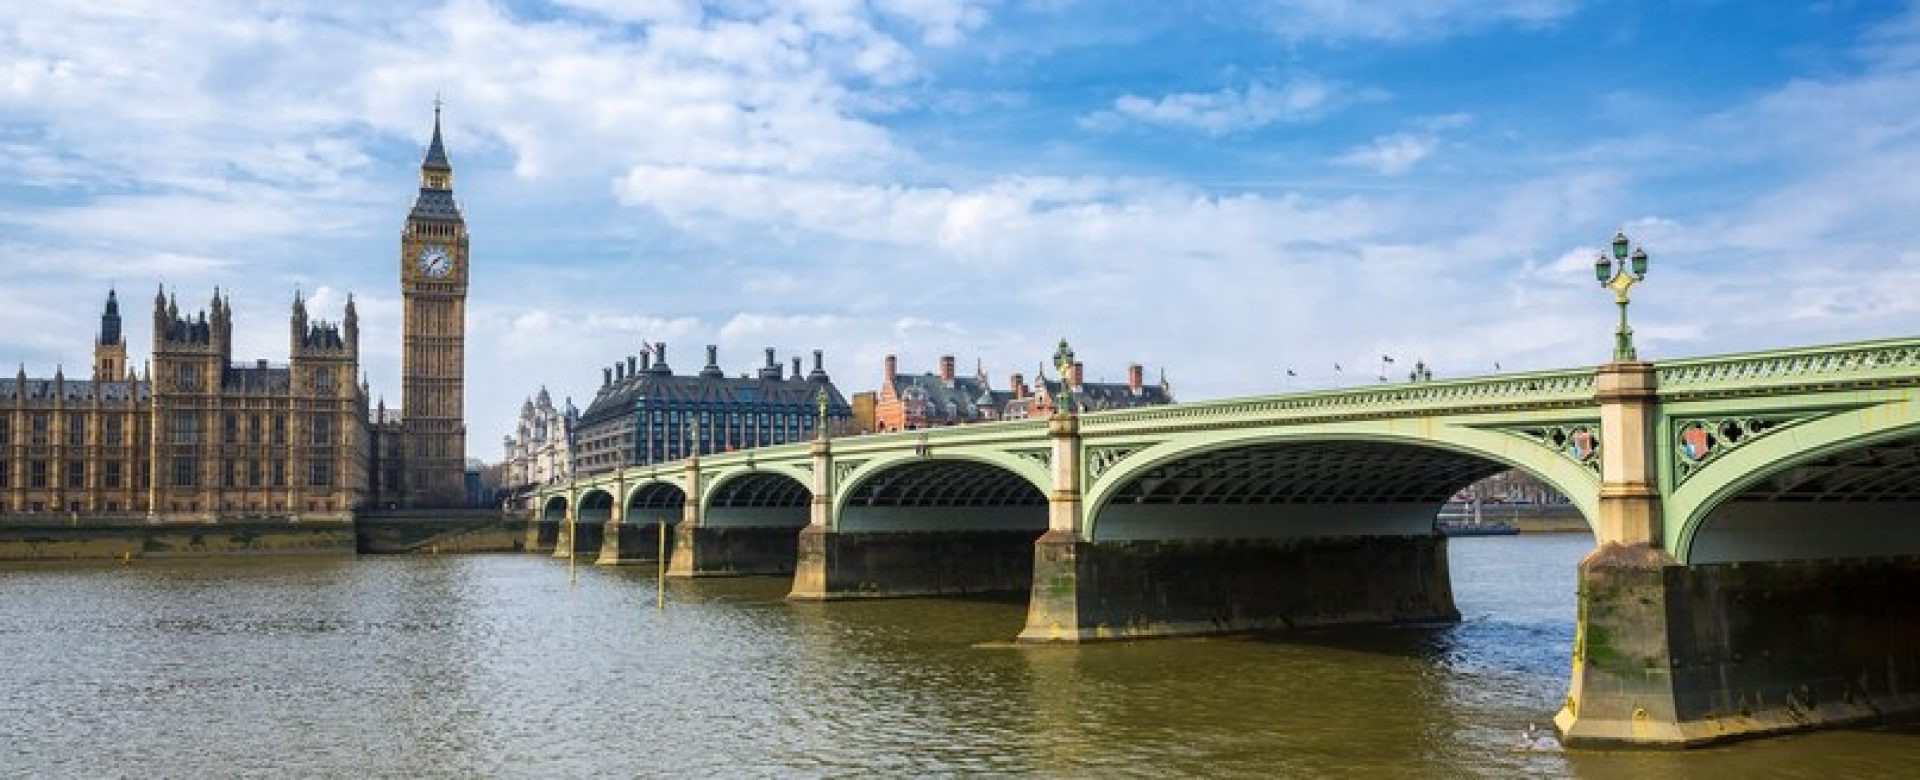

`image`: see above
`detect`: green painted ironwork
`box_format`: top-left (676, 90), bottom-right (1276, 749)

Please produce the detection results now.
top-left (532, 335), bottom-right (1920, 565)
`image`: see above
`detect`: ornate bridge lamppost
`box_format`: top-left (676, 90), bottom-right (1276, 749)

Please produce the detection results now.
top-left (1052, 338), bottom-right (1076, 417)
top-left (1594, 230), bottom-right (1650, 362)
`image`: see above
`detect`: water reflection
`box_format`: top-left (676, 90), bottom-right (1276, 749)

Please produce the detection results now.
top-left (2, 537), bottom-right (1917, 777)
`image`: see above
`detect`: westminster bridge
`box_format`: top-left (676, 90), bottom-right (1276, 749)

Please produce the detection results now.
top-left (529, 337), bottom-right (1920, 749)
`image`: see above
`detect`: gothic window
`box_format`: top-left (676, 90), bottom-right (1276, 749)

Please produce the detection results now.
top-left (223, 459), bottom-right (237, 488)
top-left (175, 364), bottom-right (199, 391)
top-left (314, 368), bottom-right (335, 394)
top-left (105, 417), bottom-right (122, 446)
top-left (66, 416), bottom-right (86, 447)
top-left (104, 461), bottom-right (121, 489)
top-left (31, 413), bottom-right (49, 445)
top-left (311, 415), bottom-right (331, 446)
top-left (66, 460), bottom-right (84, 488)
top-left (271, 459), bottom-right (286, 488)
top-left (171, 457), bottom-right (195, 487)
top-left (272, 415), bottom-right (287, 445)
top-left (0, 416), bottom-right (9, 444)
top-left (0, 461), bottom-right (9, 488)
top-left (169, 412), bottom-right (197, 445)
top-left (247, 415), bottom-right (261, 444)
top-left (223, 414), bottom-right (239, 444)
top-left (248, 460), bottom-right (262, 487)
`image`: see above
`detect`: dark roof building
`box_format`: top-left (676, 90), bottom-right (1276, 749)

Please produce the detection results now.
top-left (573, 343), bottom-right (851, 474)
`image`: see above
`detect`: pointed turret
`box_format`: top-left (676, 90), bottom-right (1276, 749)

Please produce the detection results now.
top-left (99, 288), bottom-right (122, 346)
top-left (422, 100), bottom-right (452, 174)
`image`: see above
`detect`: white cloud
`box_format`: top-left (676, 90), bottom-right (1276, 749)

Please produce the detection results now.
top-left (1334, 132), bottom-right (1437, 175)
top-left (1082, 77), bottom-right (1347, 135)
top-left (1256, 0), bottom-right (1579, 43)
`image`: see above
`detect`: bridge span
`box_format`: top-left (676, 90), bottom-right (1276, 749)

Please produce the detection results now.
top-left (532, 337), bottom-right (1920, 748)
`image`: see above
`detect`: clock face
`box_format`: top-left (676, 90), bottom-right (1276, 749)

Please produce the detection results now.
top-left (417, 244), bottom-right (452, 278)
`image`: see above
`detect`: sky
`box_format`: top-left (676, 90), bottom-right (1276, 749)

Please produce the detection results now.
top-left (5, 0), bottom-right (1920, 456)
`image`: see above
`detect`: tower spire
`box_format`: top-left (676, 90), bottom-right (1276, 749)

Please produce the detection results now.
top-left (422, 99), bottom-right (451, 175)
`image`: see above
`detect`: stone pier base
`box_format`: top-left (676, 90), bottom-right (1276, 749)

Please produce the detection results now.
top-left (550, 522), bottom-right (605, 559)
top-left (664, 525), bottom-right (801, 577)
top-left (1017, 531), bottom-right (1458, 642)
top-left (596, 520), bottom-right (672, 565)
top-left (1556, 545), bottom-right (1920, 748)
top-left (526, 520), bottom-right (559, 554)
top-left (789, 526), bottom-right (1038, 600)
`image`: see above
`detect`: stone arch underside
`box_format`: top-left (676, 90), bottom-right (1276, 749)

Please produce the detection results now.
top-left (705, 471), bottom-right (810, 528)
top-left (1683, 429), bottom-right (1920, 564)
top-left (577, 489), bottom-right (615, 522)
top-left (625, 481), bottom-right (686, 525)
top-left (540, 495), bottom-right (568, 523)
top-left (838, 459), bottom-right (1047, 533)
top-left (1090, 440), bottom-right (1517, 542)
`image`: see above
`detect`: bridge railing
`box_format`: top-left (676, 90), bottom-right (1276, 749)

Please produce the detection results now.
top-left (1654, 336), bottom-right (1920, 398)
top-left (1080, 367), bottom-right (1600, 430)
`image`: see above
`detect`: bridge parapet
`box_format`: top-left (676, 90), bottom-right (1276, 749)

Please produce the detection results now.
top-left (1655, 337), bottom-right (1920, 399)
top-left (1080, 367), bottom-right (1598, 433)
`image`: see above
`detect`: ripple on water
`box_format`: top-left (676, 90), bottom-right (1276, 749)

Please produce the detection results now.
top-left (3, 539), bottom-right (1919, 777)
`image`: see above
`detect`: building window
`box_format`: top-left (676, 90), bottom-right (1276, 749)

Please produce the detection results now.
top-left (311, 415), bottom-right (331, 446)
top-left (105, 417), bottom-right (122, 446)
top-left (271, 459), bottom-right (286, 487)
top-left (29, 460), bottom-right (47, 488)
top-left (170, 412), bottom-right (197, 444)
top-left (0, 461), bottom-right (9, 488)
top-left (66, 460), bottom-right (84, 489)
top-left (223, 459), bottom-right (238, 488)
top-left (309, 459), bottom-right (332, 487)
top-left (104, 461), bottom-right (121, 489)
top-left (272, 415), bottom-right (287, 445)
top-left (175, 363), bottom-right (198, 390)
top-left (171, 457), bottom-right (196, 487)
top-left (248, 460), bottom-right (262, 488)
top-left (31, 413), bottom-right (49, 445)
top-left (0, 417), bottom-right (9, 444)
top-left (248, 415), bottom-right (261, 444)
top-left (224, 414), bottom-right (239, 444)
top-left (315, 368), bottom-right (335, 394)
top-left (66, 417), bottom-right (86, 447)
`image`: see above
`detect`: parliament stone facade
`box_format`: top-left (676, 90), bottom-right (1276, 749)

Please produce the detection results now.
top-left (0, 108), bottom-right (471, 517)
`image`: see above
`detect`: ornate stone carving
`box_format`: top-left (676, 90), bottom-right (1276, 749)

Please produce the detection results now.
top-left (1086, 446), bottom-right (1142, 482)
top-left (833, 459), bottom-right (865, 488)
top-left (1011, 448), bottom-right (1051, 471)
top-left (1671, 414), bottom-right (1811, 485)
top-left (1501, 423), bottom-right (1603, 476)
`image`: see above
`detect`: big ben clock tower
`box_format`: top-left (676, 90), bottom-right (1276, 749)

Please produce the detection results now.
top-left (397, 104), bottom-right (469, 507)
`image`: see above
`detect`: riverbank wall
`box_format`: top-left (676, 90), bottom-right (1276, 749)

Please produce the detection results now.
top-left (0, 510), bottom-right (526, 560)
top-left (0, 513), bottom-right (357, 560)
top-left (354, 510), bottom-right (526, 554)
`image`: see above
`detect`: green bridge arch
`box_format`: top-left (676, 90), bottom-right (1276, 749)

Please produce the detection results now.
top-left (1081, 419), bottom-right (1603, 541)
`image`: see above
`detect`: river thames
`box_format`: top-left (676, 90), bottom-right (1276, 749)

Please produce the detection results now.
top-left (3, 534), bottom-right (1914, 778)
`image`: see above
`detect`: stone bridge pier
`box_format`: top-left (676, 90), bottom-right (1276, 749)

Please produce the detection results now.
top-left (1018, 416), bottom-right (1482, 642)
top-left (597, 482), bottom-right (679, 566)
top-left (790, 438), bottom-right (1047, 600)
top-left (1555, 361), bottom-right (1920, 747)
top-left (666, 457), bottom-right (809, 578)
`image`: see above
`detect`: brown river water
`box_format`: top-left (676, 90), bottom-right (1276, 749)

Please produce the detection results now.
top-left (2, 534), bottom-right (1915, 778)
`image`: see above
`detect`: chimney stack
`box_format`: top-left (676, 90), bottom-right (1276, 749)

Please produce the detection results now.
top-left (641, 351), bottom-right (651, 371)
top-left (616, 362), bottom-right (625, 380)
top-left (1011, 373), bottom-right (1027, 399)
top-left (792, 356), bottom-right (803, 381)
top-left (603, 367), bottom-right (613, 386)
top-left (809, 349), bottom-right (825, 380)
top-left (939, 355), bottom-right (956, 383)
top-left (884, 354), bottom-right (897, 385)
top-left (628, 355), bottom-right (637, 376)
top-left (1070, 361), bottom-right (1084, 388)
top-left (654, 343), bottom-right (670, 373)
top-left (1128, 364), bottom-right (1144, 394)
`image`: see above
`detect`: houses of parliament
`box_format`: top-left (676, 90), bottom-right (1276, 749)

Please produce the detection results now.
top-left (0, 109), bottom-right (470, 517)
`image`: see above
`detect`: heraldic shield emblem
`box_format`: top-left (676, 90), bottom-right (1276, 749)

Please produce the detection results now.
top-left (1566, 427), bottom-right (1597, 462)
top-left (1680, 424), bottom-right (1712, 461)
